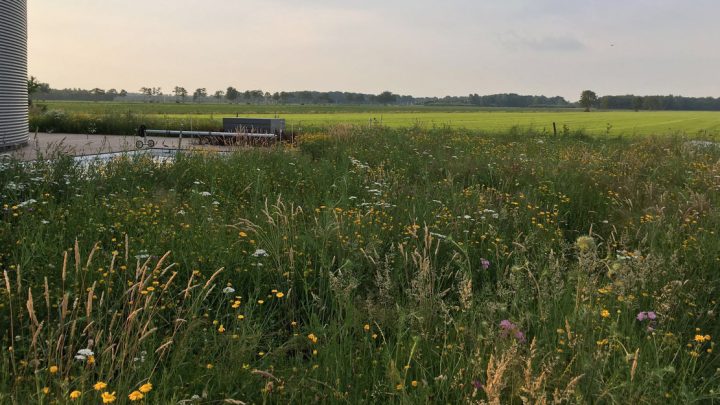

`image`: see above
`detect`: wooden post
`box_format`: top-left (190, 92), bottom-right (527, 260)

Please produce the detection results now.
top-left (553, 122), bottom-right (557, 136)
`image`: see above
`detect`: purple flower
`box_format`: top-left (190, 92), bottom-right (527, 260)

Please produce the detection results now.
top-left (499, 319), bottom-right (525, 343)
top-left (636, 311), bottom-right (658, 322)
top-left (471, 380), bottom-right (484, 390)
top-left (480, 258), bottom-right (490, 270)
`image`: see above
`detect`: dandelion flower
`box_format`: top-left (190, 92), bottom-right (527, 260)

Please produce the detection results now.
top-left (275, 292), bottom-right (284, 298)
top-left (307, 333), bottom-right (318, 344)
top-left (94, 381), bottom-right (108, 391)
top-left (128, 391), bottom-right (144, 401)
top-left (101, 391), bottom-right (116, 404)
top-left (139, 383), bottom-right (153, 393)
top-left (69, 390), bottom-right (81, 400)
top-left (218, 325), bottom-right (225, 333)
top-left (42, 387), bottom-right (50, 394)
top-left (49, 365), bottom-right (58, 374)
top-left (363, 324), bottom-right (370, 332)
top-left (600, 309), bottom-right (610, 318)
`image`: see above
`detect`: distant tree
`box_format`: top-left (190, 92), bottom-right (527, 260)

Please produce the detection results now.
top-left (107, 89), bottom-right (118, 98)
top-left (632, 96), bottom-right (643, 112)
top-left (119, 89), bottom-right (128, 97)
top-left (193, 88), bottom-right (207, 102)
top-left (90, 88), bottom-right (106, 96)
top-left (226, 87), bottom-right (239, 102)
top-left (173, 86), bottom-right (188, 102)
top-left (580, 90), bottom-right (598, 112)
top-left (27, 76), bottom-right (49, 105)
top-left (376, 91), bottom-right (398, 104)
top-left (213, 90), bottom-right (225, 101)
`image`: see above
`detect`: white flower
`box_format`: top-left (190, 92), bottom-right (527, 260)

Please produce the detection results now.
top-left (77, 348), bottom-right (94, 356)
top-left (253, 249), bottom-right (267, 257)
top-left (200, 191), bottom-right (212, 197)
top-left (252, 249), bottom-right (268, 257)
top-left (223, 286), bottom-right (236, 294)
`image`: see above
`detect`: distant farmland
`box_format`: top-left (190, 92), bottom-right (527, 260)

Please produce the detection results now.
top-left (31, 101), bottom-right (720, 136)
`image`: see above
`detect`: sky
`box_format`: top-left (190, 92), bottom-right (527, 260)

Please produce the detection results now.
top-left (28, 0), bottom-right (720, 100)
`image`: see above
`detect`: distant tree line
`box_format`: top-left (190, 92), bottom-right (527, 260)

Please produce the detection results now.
top-left (597, 95), bottom-right (720, 111)
top-left (27, 79), bottom-right (720, 111)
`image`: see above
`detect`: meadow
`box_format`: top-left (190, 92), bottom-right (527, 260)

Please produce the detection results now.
top-left (1, 126), bottom-right (720, 404)
top-left (30, 101), bottom-right (720, 137)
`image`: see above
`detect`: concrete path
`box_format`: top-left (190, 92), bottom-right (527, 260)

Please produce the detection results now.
top-left (3, 132), bottom-right (239, 161)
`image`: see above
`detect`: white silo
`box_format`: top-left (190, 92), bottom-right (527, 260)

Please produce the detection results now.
top-left (0, 0), bottom-right (29, 149)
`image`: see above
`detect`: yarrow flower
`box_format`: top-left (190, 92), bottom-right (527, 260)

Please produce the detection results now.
top-left (499, 319), bottom-right (526, 343)
top-left (74, 348), bottom-right (94, 361)
top-left (222, 286), bottom-right (236, 294)
top-left (252, 249), bottom-right (268, 257)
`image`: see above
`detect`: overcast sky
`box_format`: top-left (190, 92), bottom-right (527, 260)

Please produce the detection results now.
top-left (28, 0), bottom-right (720, 100)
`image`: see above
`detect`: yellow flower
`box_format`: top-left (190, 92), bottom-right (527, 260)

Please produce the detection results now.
top-left (69, 390), bottom-right (81, 400)
top-left (42, 387), bottom-right (50, 394)
top-left (94, 381), bottom-right (108, 391)
top-left (600, 309), bottom-right (610, 318)
top-left (239, 231), bottom-right (247, 237)
top-left (275, 292), bottom-right (284, 298)
top-left (575, 236), bottom-right (595, 252)
top-left (363, 324), bottom-right (370, 332)
top-left (128, 391), bottom-right (144, 401)
top-left (101, 391), bottom-right (117, 404)
top-left (411, 380), bottom-right (418, 387)
top-left (307, 333), bottom-right (318, 344)
top-left (139, 383), bottom-right (153, 393)
top-left (206, 363), bottom-right (214, 369)
top-left (218, 325), bottom-right (225, 333)
top-left (87, 355), bottom-right (96, 364)
top-left (695, 335), bottom-right (708, 343)
top-left (49, 365), bottom-right (59, 374)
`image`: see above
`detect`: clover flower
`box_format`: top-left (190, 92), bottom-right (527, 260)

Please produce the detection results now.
top-left (480, 258), bottom-right (490, 270)
top-left (499, 319), bottom-right (526, 343)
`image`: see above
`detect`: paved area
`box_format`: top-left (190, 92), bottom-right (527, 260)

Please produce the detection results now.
top-left (3, 132), bottom-right (238, 161)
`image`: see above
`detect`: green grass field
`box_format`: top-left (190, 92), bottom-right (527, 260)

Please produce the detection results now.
top-left (2, 126), bottom-right (720, 403)
top-left (32, 101), bottom-right (720, 136)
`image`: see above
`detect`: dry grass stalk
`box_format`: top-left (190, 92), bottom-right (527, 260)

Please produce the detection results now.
top-left (630, 348), bottom-right (639, 382)
top-left (26, 288), bottom-right (39, 327)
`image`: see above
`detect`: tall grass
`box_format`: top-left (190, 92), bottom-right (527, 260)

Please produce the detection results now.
top-left (1, 126), bottom-right (719, 403)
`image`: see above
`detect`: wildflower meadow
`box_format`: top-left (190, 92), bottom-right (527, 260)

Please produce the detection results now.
top-left (1, 126), bottom-right (719, 403)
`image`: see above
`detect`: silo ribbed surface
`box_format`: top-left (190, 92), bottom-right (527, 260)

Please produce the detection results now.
top-left (0, 0), bottom-right (29, 149)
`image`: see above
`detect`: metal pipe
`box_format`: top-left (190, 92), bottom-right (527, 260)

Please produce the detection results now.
top-left (142, 129), bottom-right (277, 139)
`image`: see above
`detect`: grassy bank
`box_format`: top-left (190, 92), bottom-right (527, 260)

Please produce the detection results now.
top-left (1, 127), bottom-right (719, 403)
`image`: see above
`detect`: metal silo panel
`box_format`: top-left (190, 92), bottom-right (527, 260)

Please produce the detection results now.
top-left (0, 0), bottom-right (29, 149)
